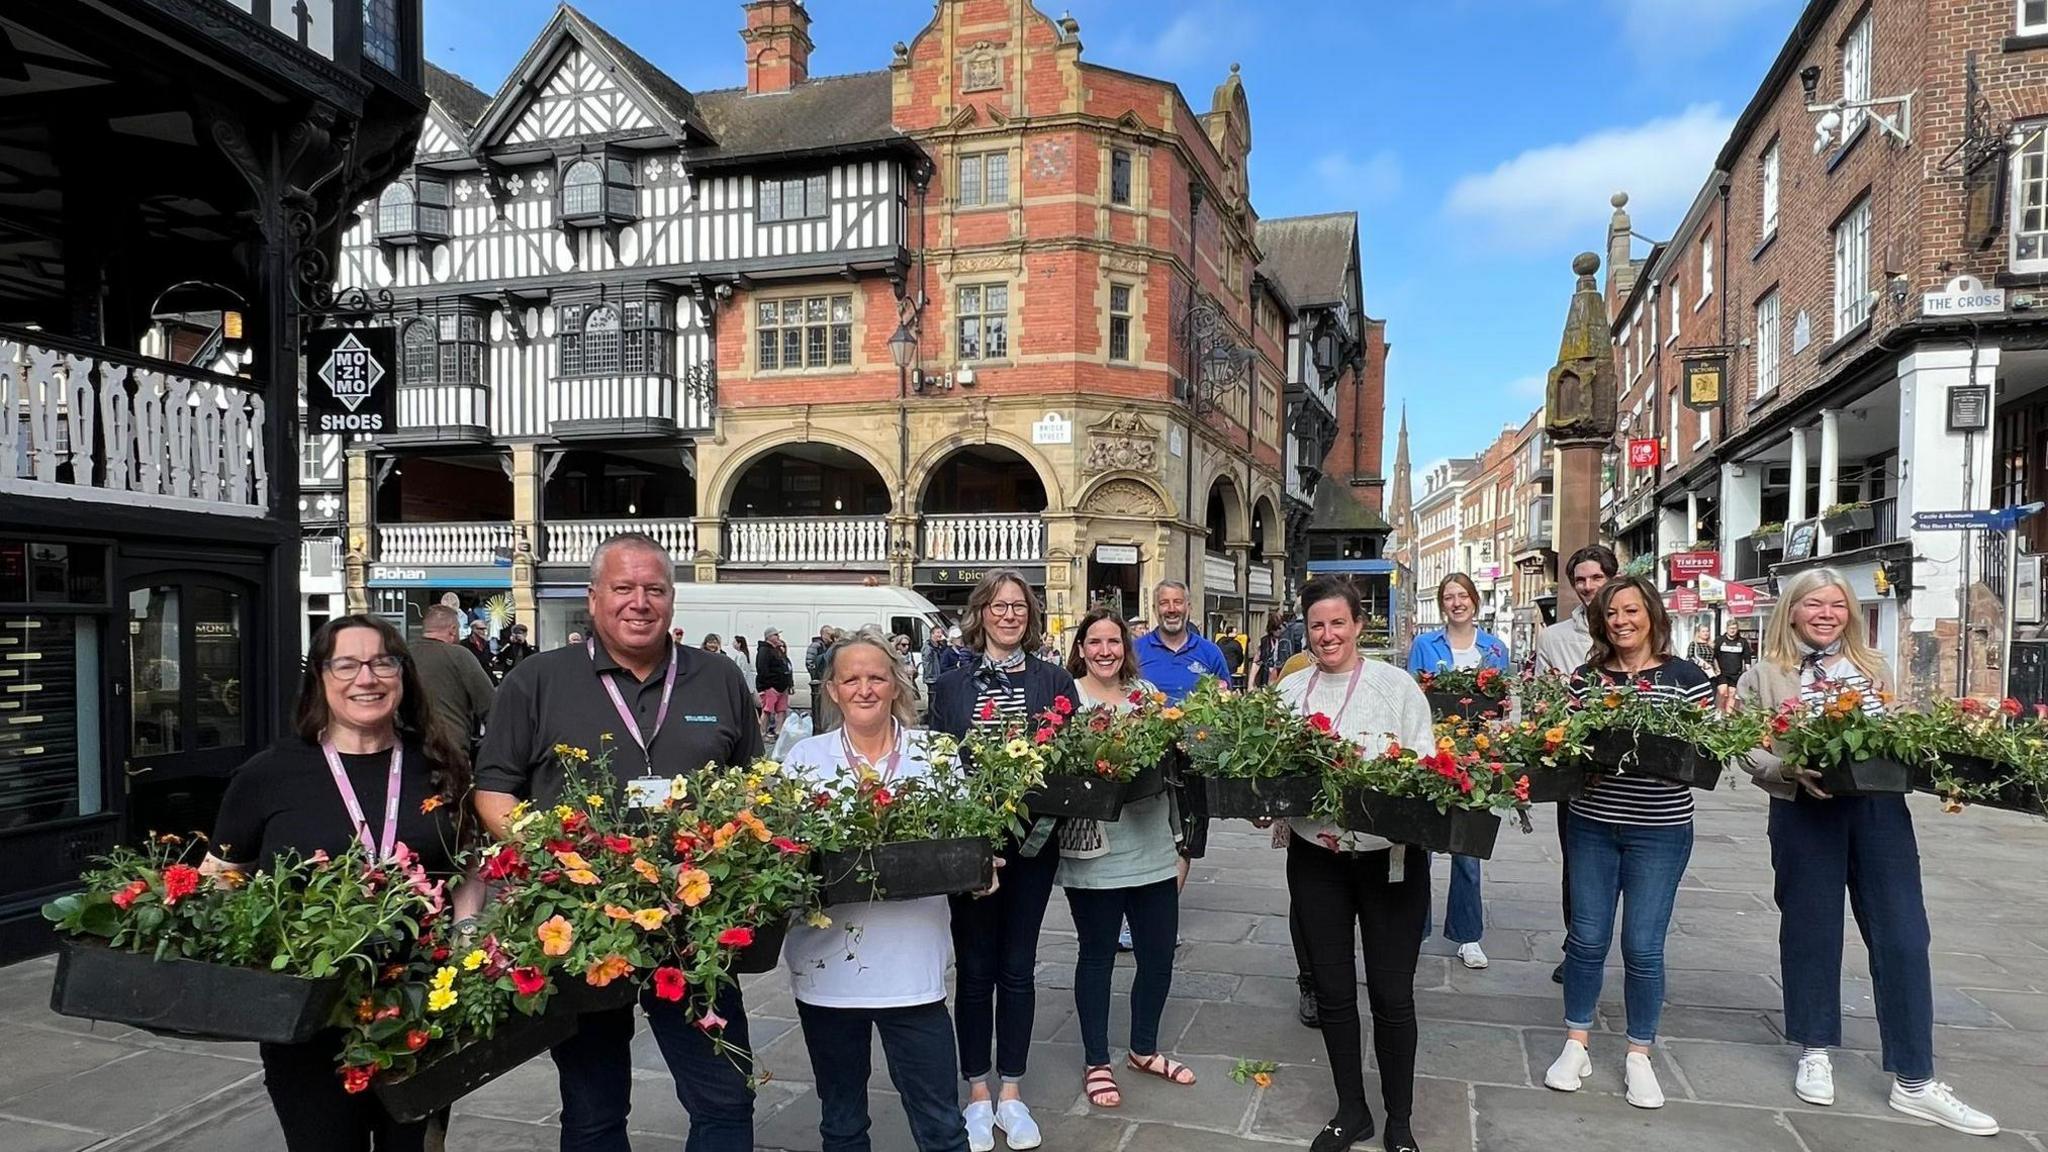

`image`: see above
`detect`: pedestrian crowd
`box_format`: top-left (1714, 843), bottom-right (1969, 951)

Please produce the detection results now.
top-left (196, 532), bottom-right (1997, 1152)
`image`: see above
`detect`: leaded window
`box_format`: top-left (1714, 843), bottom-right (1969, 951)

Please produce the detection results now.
top-left (1111, 149), bottom-right (1133, 206)
top-left (1109, 283), bottom-right (1132, 362)
top-left (757, 174), bottom-right (828, 222)
top-left (583, 305), bottom-right (621, 374)
top-left (400, 320), bottom-right (437, 385)
top-left (621, 300), bottom-right (673, 375)
top-left (957, 283), bottom-right (1009, 361)
top-left (756, 295), bottom-right (853, 370)
top-left (958, 152), bottom-right (1008, 208)
top-left (438, 313), bottom-right (483, 385)
top-left (377, 183), bottom-right (414, 236)
top-left (2012, 122), bottom-right (2048, 272)
top-left (562, 160), bottom-right (604, 217)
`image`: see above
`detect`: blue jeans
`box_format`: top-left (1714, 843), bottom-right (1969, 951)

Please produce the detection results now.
top-left (1563, 811), bottom-right (1692, 1045)
top-left (1768, 793), bottom-right (1935, 1079)
top-left (1424, 855), bottom-right (1485, 944)
top-left (949, 839), bottom-right (1058, 1080)
top-left (1065, 878), bottom-right (1180, 1066)
top-left (552, 982), bottom-right (754, 1152)
top-left (796, 1000), bottom-right (968, 1152)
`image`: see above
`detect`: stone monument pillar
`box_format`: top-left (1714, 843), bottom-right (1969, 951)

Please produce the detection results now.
top-left (1545, 253), bottom-right (1619, 618)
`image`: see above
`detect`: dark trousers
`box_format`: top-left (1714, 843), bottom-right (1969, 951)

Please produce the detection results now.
top-left (259, 1034), bottom-right (427, 1152)
top-left (796, 1000), bottom-right (968, 1152)
top-left (1769, 793), bottom-right (1935, 1079)
top-left (949, 839), bottom-right (1058, 1081)
top-left (1555, 800), bottom-right (1573, 931)
top-left (1286, 837), bottom-right (1429, 1125)
top-left (1289, 900), bottom-right (1312, 984)
top-left (552, 983), bottom-right (754, 1152)
top-left (1066, 878), bottom-right (1180, 1066)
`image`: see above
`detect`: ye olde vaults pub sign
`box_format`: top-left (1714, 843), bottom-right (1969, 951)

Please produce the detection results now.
top-left (306, 327), bottom-right (398, 435)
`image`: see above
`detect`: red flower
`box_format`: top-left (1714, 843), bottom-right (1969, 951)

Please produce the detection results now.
top-left (1033, 727), bottom-right (1055, 744)
top-left (871, 787), bottom-right (894, 809)
top-left (341, 1066), bottom-right (373, 1094)
top-left (771, 837), bottom-right (806, 855)
top-left (653, 966), bottom-right (687, 1002)
top-left (375, 1004), bottom-right (402, 1022)
top-left (2036, 704), bottom-right (2048, 720)
top-left (601, 834), bottom-right (636, 855)
top-left (431, 947), bottom-right (450, 963)
top-left (1514, 775), bottom-right (1532, 803)
top-left (160, 864), bottom-right (200, 906)
top-left (2001, 697), bottom-right (2023, 717)
top-left (111, 880), bottom-right (149, 910)
top-left (718, 926), bottom-right (756, 948)
top-left (1127, 689), bottom-right (1145, 705)
top-left (1088, 712), bottom-right (1112, 733)
top-left (1770, 715), bottom-right (1792, 734)
top-left (543, 838), bottom-right (577, 854)
top-left (538, 870), bottom-right (563, 885)
top-left (1418, 671), bottom-right (1436, 687)
top-left (977, 698), bottom-right (997, 722)
top-left (1316, 832), bottom-right (1341, 850)
top-left (1096, 759), bottom-right (1114, 777)
top-left (561, 812), bottom-right (589, 835)
top-left (405, 1029), bottom-right (430, 1052)
top-left (813, 791), bottom-right (833, 808)
top-left (1053, 695), bottom-right (1074, 716)
top-left (480, 847), bottom-right (528, 882)
top-left (1960, 697), bottom-right (1988, 716)
top-left (510, 966), bottom-right (547, 997)
top-left (1307, 712), bottom-right (1334, 734)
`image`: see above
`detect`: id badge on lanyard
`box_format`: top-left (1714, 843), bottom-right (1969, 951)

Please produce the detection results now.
top-left (589, 638), bottom-right (678, 807)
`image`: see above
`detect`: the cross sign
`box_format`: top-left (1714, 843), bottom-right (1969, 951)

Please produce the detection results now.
top-left (317, 332), bottom-right (385, 412)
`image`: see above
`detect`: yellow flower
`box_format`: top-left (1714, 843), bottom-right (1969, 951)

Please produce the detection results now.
top-left (1473, 734), bottom-right (1491, 751)
top-left (426, 988), bottom-right (458, 1013)
top-left (756, 792), bottom-right (775, 807)
top-left (430, 966), bottom-right (458, 992)
top-left (1161, 706), bottom-right (1184, 721)
top-left (804, 909), bottom-right (833, 929)
top-left (1004, 738), bottom-right (1031, 758)
top-left (509, 800), bottom-right (532, 819)
top-left (631, 908), bottom-right (668, 930)
top-left (585, 794), bottom-right (606, 810)
top-left (461, 949), bottom-right (487, 972)
top-left (553, 804), bottom-right (576, 820)
top-left (565, 868), bottom-right (599, 886)
top-left (669, 775), bottom-right (690, 802)
top-left (554, 850), bottom-right (591, 870)
top-left (677, 867), bottom-right (712, 907)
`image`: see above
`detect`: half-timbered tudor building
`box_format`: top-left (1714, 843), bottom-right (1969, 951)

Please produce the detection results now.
top-left (0, 0), bottom-right (427, 960)
top-left (325, 0), bottom-right (1295, 643)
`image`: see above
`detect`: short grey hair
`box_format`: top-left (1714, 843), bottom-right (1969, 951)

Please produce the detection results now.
top-left (588, 532), bottom-right (675, 585)
top-left (1153, 580), bottom-right (1190, 600)
top-left (422, 604), bottom-right (462, 634)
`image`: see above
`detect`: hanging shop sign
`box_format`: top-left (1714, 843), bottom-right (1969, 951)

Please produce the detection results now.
top-left (305, 327), bottom-right (397, 435)
top-left (1667, 551), bottom-right (1721, 580)
top-left (1682, 355), bottom-right (1726, 411)
top-left (1627, 438), bottom-right (1660, 469)
top-left (1726, 581), bottom-right (1761, 617)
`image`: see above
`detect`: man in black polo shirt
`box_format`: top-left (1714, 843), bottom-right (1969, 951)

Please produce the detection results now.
top-left (476, 532), bottom-right (762, 1152)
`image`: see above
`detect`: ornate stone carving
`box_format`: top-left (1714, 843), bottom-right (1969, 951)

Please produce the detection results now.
top-left (1083, 408), bottom-right (1160, 475)
top-left (963, 42), bottom-right (1002, 92)
top-left (1081, 477), bottom-right (1169, 519)
top-left (952, 253), bottom-right (1019, 275)
top-left (1104, 253), bottom-right (1147, 275)
top-left (1545, 253), bottom-right (1618, 443)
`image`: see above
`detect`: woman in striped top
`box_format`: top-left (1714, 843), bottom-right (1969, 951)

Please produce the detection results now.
top-left (927, 569), bottom-right (1078, 1152)
top-left (1544, 575), bottom-right (1709, 1110)
top-left (1736, 569), bottom-right (1996, 1136)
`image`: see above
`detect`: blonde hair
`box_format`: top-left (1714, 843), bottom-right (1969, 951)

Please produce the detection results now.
top-left (1762, 568), bottom-right (1890, 685)
top-left (816, 627), bottom-right (920, 732)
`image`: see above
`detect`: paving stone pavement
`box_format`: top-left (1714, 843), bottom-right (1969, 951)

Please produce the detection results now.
top-left (3, 786), bottom-right (2046, 1151)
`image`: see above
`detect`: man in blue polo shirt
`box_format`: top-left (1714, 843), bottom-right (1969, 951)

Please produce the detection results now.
top-left (1133, 580), bottom-right (1232, 702)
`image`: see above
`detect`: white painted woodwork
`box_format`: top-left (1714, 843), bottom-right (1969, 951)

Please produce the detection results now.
top-left (1, 333), bottom-right (269, 516)
top-left (377, 522), bottom-right (517, 564)
top-left (724, 516), bottom-right (888, 566)
top-left (1203, 552), bottom-right (1239, 595)
top-left (301, 536), bottom-right (343, 579)
top-left (398, 381), bottom-right (488, 431)
top-left (921, 514), bottom-right (1045, 563)
top-left (546, 518), bottom-right (696, 566)
top-left (1249, 565), bottom-right (1275, 600)
top-left (505, 47), bottom-right (654, 143)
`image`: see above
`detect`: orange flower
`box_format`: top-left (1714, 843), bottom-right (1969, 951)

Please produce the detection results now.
top-left (677, 867), bottom-right (712, 907)
top-left (584, 954), bottom-right (633, 987)
top-left (354, 997), bottom-right (376, 1024)
top-left (1252, 1072), bottom-right (1273, 1089)
top-left (1836, 688), bottom-right (1863, 711)
top-left (711, 822), bottom-right (737, 851)
top-left (603, 903), bottom-right (633, 921)
top-left (538, 915), bottom-right (575, 956)
top-left (1602, 693), bottom-right (1622, 709)
top-left (553, 850), bottom-right (591, 870)
top-left (419, 795), bottom-right (445, 814)
top-left (565, 868), bottom-right (600, 886)
top-left (1436, 737), bottom-right (1455, 754)
top-left (631, 908), bottom-right (668, 930)
top-left (1543, 726), bottom-right (1566, 746)
top-left (1473, 734), bottom-right (1491, 751)
top-left (632, 857), bottom-right (663, 885)
top-left (735, 809), bottom-right (771, 843)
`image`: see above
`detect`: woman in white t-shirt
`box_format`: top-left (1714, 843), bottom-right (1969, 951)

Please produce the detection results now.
top-left (1277, 576), bottom-right (1435, 1152)
top-left (780, 631), bottom-right (972, 1152)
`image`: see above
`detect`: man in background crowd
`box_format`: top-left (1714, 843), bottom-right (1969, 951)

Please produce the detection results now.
top-left (1133, 581), bottom-right (1231, 703)
top-left (414, 603), bottom-right (495, 749)
top-left (1714, 620), bottom-right (1755, 712)
top-left (494, 623), bottom-right (536, 676)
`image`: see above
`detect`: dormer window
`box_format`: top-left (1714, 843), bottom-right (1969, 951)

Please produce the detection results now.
top-left (558, 152), bottom-right (638, 225)
top-left (374, 174), bottom-right (449, 244)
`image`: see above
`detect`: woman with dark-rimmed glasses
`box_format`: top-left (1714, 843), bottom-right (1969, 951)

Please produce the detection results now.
top-left (928, 569), bottom-right (1077, 1152)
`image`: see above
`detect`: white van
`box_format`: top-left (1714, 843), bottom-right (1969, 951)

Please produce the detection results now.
top-left (669, 583), bottom-right (950, 704)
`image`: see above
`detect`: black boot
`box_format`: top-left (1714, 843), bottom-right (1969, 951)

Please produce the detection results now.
top-left (1309, 1103), bottom-right (1374, 1152)
top-left (1384, 1118), bottom-right (1419, 1152)
top-left (1296, 975), bottom-right (1320, 1029)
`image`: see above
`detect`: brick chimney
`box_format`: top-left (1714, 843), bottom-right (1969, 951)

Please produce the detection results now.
top-left (741, 0), bottom-right (812, 94)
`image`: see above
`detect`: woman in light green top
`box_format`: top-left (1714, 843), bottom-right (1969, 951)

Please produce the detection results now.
top-left (1058, 608), bottom-right (1194, 1110)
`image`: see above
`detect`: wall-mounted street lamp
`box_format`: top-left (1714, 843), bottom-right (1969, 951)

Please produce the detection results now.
top-left (1800, 63), bottom-right (1913, 155)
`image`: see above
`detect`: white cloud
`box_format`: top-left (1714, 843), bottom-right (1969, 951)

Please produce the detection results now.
top-left (1313, 149), bottom-right (1402, 204)
top-left (1610, 0), bottom-right (1787, 57)
top-left (1102, 2), bottom-right (1247, 75)
top-left (1444, 104), bottom-right (1733, 252)
top-left (1508, 373), bottom-right (1547, 399)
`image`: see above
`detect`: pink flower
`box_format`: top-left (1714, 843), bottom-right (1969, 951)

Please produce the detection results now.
top-left (696, 1007), bottom-right (729, 1032)
top-left (1033, 727), bottom-right (1055, 744)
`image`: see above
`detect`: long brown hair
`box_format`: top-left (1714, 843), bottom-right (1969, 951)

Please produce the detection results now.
top-left (959, 568), bottom-right (1044, 655)
top-left (1436, 572), bottom-right (1480, 612)
top-left (1583, 575), bottom-right (1672, 671)
top-left (1065, 608), bottom-right (1139, 685)
top-left (296, 615), bottom-right (471, 804)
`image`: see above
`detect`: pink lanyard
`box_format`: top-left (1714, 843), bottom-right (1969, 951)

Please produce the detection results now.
top-left (1304, 662), bottom-right (1365, 721)
top-left (589, 638), bottom-right (679, 762)
top-left (319, 740), bottom-right (404, 862)
top-left (840, 722), bottom-right (903, 781)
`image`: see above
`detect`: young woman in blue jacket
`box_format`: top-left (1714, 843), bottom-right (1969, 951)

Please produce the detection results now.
top-left (1405, 573), bottom-right (1510, 970)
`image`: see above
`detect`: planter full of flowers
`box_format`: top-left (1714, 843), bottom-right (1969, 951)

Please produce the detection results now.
top-left (1571, 679), bottom-right (1763, 791)
top-left (1418, 666), bottom-right (1510, 723)
top-left (1894, 698), bottom-right (2048, 816)
top-left (1768, 687), bottom-right (1915, 796)
top-left (1323, 728), bottom-right (1527, 860)
top-left (1177, 680), bottom-right (1333, 820)
top-left (808, 733), bottom-right (1026, 904)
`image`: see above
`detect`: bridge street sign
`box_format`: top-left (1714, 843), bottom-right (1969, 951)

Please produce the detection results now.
top-left (1911, 503), bottom-right (2046, 532)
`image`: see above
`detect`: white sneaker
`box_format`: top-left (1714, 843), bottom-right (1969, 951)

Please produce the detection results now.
top-left (1889, 1082), bottom-right (1999, 1136)
top-left (995, 1098), bottom-right (1042, 1150)
top-left (964, 1100), bottom-right (996, 1152)
top-left (1456, 942), bottom-right (1489, 969)
top-left (1794, 1051), bottom-right (1835, 1106)
top-left (1543, 1038), bottom-right (1592, 1092)
top-left (1625, 1051), bottom-right (1665, 1109)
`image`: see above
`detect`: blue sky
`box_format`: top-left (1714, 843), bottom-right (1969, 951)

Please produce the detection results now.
top-left (424, 0), bottom-right (1800, 476)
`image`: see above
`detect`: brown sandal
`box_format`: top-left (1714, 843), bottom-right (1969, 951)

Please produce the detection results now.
top-left (1085, 1064), bottom-right (1122, 1107)
top-left (1127, 1052), bottom-right (1197, 1085)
